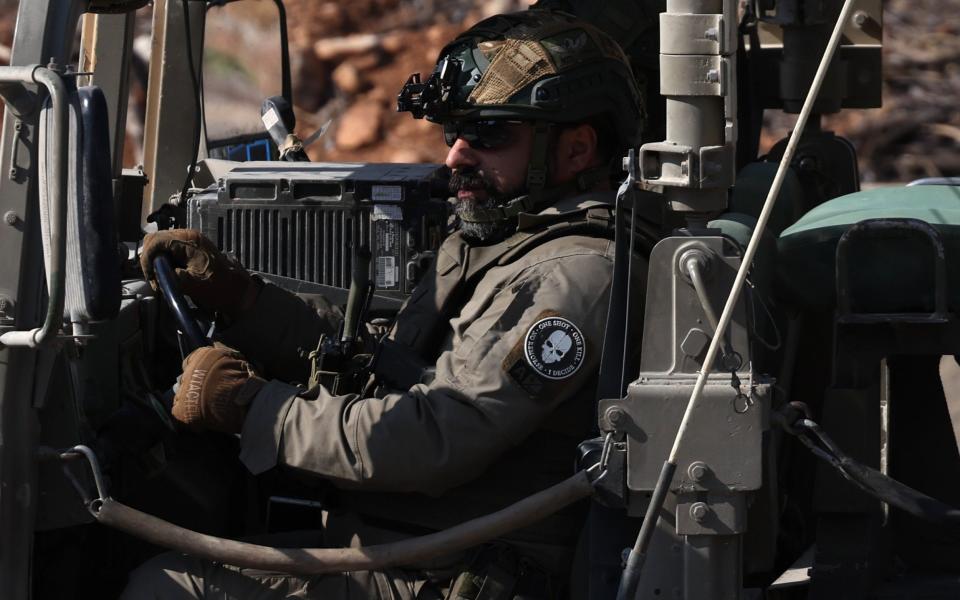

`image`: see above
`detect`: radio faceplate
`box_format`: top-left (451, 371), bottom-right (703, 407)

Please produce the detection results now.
top-left (187, 162), bottom-right (450, 307)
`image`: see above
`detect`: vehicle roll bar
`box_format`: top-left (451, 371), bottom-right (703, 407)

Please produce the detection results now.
top-left (0, 65), bottom-right (68, 348)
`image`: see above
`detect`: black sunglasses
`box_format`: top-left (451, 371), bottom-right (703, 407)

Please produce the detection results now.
top-left (442, 120), bottom-right (526, 150)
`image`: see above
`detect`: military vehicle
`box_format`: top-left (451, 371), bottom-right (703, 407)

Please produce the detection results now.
top-left (1, 0), bottom-right (958, 598)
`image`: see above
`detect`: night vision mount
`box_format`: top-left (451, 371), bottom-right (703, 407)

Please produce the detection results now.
top-left (396, 57), bottom-right (462, 120)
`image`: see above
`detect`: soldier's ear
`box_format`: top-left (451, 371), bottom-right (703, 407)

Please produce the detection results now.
top-left (552, 123), bottom-right (599, 183)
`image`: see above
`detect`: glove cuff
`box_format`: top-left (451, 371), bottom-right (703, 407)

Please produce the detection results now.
top-left (204, 374), bottom-right (265, 433)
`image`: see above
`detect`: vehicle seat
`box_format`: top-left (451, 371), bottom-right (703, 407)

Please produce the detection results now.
top-left (776, 185), bottom-right (960, 311)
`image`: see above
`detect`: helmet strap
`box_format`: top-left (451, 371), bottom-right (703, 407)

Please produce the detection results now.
top-left (525, 120), bottom-right (551, 204)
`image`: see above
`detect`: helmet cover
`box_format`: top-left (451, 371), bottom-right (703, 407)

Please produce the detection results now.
top-left (398, 10), bottom-right (645, 149)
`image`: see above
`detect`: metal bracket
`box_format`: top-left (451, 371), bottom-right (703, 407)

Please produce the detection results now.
top-left (660, 13), bottom-right (728, 55)
top-left (605, 376), bottom-right (771, 494)
top-left (44, 445), bottom-right (110, 514)
top-left (660, 54), bottom-right (728, 97)
top-left (8, 120), bottom-right (25, 181)
top-left (639, 142), bottom-right (735, 188)
top-left (676, 492), bottom-right (749, 535)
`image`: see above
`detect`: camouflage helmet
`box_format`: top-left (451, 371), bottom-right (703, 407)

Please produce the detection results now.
top-left (398, 10), bottom-right (645, 150)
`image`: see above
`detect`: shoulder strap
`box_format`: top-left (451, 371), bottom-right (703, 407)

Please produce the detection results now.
top-left (498, 205), bottom-right (617, 266)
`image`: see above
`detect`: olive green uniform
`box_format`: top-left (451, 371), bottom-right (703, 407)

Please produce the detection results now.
top-left (123, 193), bottom-right (643, 599)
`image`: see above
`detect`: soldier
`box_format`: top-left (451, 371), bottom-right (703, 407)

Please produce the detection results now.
top-left (125, 9), bottom-right (646, 599)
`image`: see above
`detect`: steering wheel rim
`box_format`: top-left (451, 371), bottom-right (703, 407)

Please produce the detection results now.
top-left (153, 254), bottom-right (212, 354)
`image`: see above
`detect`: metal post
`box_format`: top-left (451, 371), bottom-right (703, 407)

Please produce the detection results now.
top-left (639, 0), bottom-right (737, 217)
top-left (616, 2), bottom-right (859, 598)
top-left (141, 0), bottom-right (205, 221)
top-left (79, 10), bottom-right (137, 178)
top-left (0, 65), bottom-right (69, 348)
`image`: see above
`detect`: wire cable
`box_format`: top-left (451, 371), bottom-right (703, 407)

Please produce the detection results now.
top-left (93, 471), bottom-right (595, 575)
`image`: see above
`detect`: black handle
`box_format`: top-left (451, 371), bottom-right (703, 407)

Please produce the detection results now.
top-left (341, 246), bottom-right (372, 350)
top-left (153, 254), bottom-right (211, 354)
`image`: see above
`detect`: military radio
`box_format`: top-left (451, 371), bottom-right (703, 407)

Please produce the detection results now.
top-left (186, 161), bottom-right (451, 310)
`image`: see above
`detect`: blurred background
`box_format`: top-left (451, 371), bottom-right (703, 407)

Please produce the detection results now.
top-left (0, 0), bottom-right (956, 184)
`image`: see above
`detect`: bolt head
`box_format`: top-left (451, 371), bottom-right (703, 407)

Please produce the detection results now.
top-left (799, 156), bottom-right (817, 172)
top-left (688, 461), bottom-right (708, 481)
top-left (605, 406), bottom-right (626, 428)
top-left (689, 502), bottom-right (709, 522)
top-left (4, 211), bottom-right (18, 225)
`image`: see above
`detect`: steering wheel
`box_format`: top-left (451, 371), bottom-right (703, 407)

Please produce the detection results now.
top-left (153, 254), bottom-right (212, 354)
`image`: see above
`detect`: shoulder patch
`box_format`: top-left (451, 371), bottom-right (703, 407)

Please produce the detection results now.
top-left (523, 315), bottom-right (586, 379)
top-left (503, 310), bottom-right (588, 396)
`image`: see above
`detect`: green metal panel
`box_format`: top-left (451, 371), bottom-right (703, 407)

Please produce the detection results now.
top-left (781, 185), bottom-right (960, 236)
top-left (777, 185), bottom-right (960, 310)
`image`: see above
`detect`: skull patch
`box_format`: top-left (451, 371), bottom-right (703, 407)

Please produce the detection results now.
top-left (523, 316), bottom-right (585, 380)
top-left (541, 330), bottom-right (573, 364)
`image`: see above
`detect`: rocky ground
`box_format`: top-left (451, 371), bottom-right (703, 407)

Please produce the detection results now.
top-left (822, 0), bottom-right (960, 182)
top-left (0, 1), bottom-right (957, 183)
top-left (279, 0), bottom-right (530, 164)
top-left (279, 0), bottom-right (960, 183)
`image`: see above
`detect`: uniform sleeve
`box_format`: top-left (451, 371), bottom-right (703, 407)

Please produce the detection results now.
top-left (239, 251), bottom-right (614, 494)
top-left (216, 282), bottom-right (342, 384)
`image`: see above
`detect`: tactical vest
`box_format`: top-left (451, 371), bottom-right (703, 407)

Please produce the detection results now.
top-left (372, 203), bottom-right (618, 391)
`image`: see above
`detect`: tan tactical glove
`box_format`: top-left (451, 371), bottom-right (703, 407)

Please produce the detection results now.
top-left (173, 345), bottom-right (266, 434)
top-left (140, 229), bottom-right (261, 319)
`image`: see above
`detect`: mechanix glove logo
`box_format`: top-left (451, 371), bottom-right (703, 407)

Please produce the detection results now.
top-left (523, 316), bottom-right (585, 380)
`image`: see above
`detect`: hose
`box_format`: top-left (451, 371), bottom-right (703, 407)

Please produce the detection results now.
top-left (92, 471), bottom-right (594, 575)
top-left (776, 411), bottom-right (960, 533)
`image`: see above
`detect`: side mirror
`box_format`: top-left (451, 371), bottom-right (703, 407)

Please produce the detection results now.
top-left (261, 95), bottom-right (309, 162)
top-left (203, 0), bottom-right (294, 162)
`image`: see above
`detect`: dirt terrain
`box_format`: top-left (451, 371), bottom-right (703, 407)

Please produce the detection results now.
top-left (0, 1), bottom-right (956, 183)
top-left (280, 0), bottom-right (530, 165)
top-left (823, 0), bottom-right (960, 182)
top-left (279, 0), bottom-right (959, 182)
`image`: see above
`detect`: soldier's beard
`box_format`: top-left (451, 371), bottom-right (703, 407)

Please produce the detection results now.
top-left (449, 169), bottom-right (523, 244)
